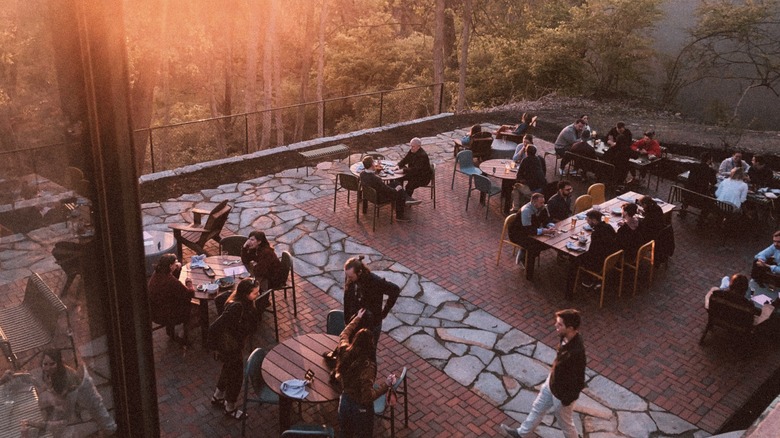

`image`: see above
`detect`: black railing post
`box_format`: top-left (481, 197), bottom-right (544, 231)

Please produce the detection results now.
top-left (148, 129), bottom-right (156, 173)
top-left (379, 92), bottom-right (384, 126)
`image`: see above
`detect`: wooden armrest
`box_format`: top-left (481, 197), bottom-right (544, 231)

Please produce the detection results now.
top-left (169, 224), bottom-right (209, 233)
top-left (191, 208), bottom-right (211, 215)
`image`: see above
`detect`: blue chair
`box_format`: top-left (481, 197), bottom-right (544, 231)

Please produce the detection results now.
top-left (466, 174), bottom-right (502, 219)
top-left (451, 150), bottom-right (482, 190)
top-left (325, 310), bottom-right (345, 335)
top-left (241, 348), bottom-right (280, 436)
top-left (281, 424), bottom-right (335, 437)
top-left (374, 367), bottom-right (409, 438)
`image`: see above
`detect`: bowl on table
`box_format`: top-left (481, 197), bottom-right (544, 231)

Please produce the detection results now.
top-left (203, 283), bottom-right (219, 294)
top-left (217, 277), bottom-right (235, 290)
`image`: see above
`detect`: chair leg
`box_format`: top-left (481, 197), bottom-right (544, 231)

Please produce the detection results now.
top-left (633, 265), bottom-right (640, 296)
top-left (291, 281), bottom-right (297, 317)
top-left (485, 193), bottom-right (490, 219)
top-left (496, 241), bottom-right (504, 266)
top-left (598, 277), bottom-right (606, 308)
top-left (451, 166), bottom-right (457, 190)
top-left (270, 290), bottom-right (279, 341)
top-left (465, 188), bottom-right (472, 211)
top-left (333, 184), bottom-right (338, 212)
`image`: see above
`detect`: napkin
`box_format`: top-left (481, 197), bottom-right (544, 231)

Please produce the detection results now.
top-left (652, 198), bottom-right (666, 205)
top-left (617, 195), bottom-right (635, 203)
top-left (575, 213), bottom-right (586, 220)
top-left (190, 254), bottom-right (207, 268)
top-left (281, 379), bottom-right (309, 399)
top-left (566, 242), bottom-right (587, 252)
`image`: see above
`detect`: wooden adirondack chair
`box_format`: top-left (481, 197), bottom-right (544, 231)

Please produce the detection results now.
top-left (169, 200), bottom-right (232, 258)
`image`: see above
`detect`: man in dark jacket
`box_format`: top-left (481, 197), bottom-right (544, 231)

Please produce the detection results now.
top-left (508, 193), bottom-right (556, 280)
top-left (546, 180), bottom-right (574, 222)
top-left (501, 309), bottom-right (586, 438)
top-left (343, 256), bottom-right (401, 347)
top-left (396, 137), bottom-right (432, 200)
top-left (566, 210), bottom-right (616, 297)
top-left (360, 156), bottom-right (411, 221)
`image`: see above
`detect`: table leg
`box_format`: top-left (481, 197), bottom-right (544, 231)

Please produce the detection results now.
top-left (279, 395), bottom-right (293, 432)
top-left (199, 300), bottom-right (209, 345)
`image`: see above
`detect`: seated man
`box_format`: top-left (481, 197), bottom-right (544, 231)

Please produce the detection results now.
top-left (554, 118), bottom-right (585, 176)
top-left (718, 151), bottom-right (750, 180)
top-left (705, 274), bottom-right (773, 326)
top-left (547, 180), bottom-right (574, 222)
top-left (569, 130), bottom-right (596, 177)
top-left (752, 230), bottom-right (780, 287)
top-left (508, 193), bottom-right (556, 280)
top-left (686, 151), bottom-right (717, 196)
top-left (606, 121), bottom-right (632, 147)
top-left (616, 203), bottom-right (644, 259)
top-left (148, 253), bottom-right (195, 345)
top-left (360, 156), bottom-right (411, 222)
top-left (748, 155), bottom-right (774, 189)
top-left (516, 145), bottom-right (547, 194)
top-left (628, 130), bottom-right (661, 181)
top-left (566, 210), bottom-right (616, 298)
top-left (396, 137), bottom-right (431, 201)
top-left (603, 132), bottom-right (638, 185)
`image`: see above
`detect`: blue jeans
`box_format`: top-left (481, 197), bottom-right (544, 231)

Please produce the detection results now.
top-left (518, 378), bottom-right (578, 438)
top-left (338, 393), bottom-right (374, 438)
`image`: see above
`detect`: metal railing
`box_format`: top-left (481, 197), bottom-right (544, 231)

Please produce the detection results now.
top-left (134, 83), bottom-right (446, 174)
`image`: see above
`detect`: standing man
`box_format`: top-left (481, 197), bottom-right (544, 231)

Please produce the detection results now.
top-left (396, 137), bottom-right (432, 202)
top-left (343, 256), bottom-right (401, 347)
top-left (508, 193), bottom-right (556, 280)
top-left (501, 309), bottom-right (586, 438)
top-left (554, 118), bottom-right (586, 176)
top-left (360, 156), bottom-right (412, 222)
top-left (547, 180), bottom-right (574, 222)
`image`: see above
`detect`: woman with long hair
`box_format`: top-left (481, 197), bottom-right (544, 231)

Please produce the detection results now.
top-left (334, 309), bottom-right (397, 438)
top-left (241, 230), bottom-right (286, 290)
top-left (148, 253), bottom-right (195, 344)
top-left (210, 278), bottom-right (260, 419)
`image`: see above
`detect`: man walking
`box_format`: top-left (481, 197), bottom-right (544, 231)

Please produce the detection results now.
top-left (501, 309), bottom-right (586, 438)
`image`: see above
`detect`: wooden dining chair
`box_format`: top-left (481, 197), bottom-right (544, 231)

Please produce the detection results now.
top-left (624, 240), bottom-right (655, 295)
top-left (495, 214), bottom-right (539, 268)
top-left (587, 183), bottom-right (606, 205)
top-left (574, 194), bottom-right (593, 214)
top-left (574, 249), bottom-right (624, 308)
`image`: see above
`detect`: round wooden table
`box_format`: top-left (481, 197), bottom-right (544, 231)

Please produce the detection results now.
top-left (180, 255), bottom-right (248, 344)
top-left (261, 333), bottom-right (340, 431)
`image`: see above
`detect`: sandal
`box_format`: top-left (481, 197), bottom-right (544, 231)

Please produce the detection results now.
top-left (210, 395), bottom-right (225, 407)
top-left (224, 408), bottom-right (247, 420)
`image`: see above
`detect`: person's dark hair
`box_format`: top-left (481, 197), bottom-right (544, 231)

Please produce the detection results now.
top-left (575, 118), bottom-right (586, 125)
top-left (555, 309), bottom-right (581, 330)
top-left (557, 180), bottom-right (572, 190)
top-left (470, 124), bottom-right (482, 136)
top-left (521, 112), bottom-right (533, 124)
top-left (700, 151), bottom-right (712, 163)
top-left (523, 134), bottom-right (534, 143)
top-left (616, 121), bottom-right (626, 129)
top-left (248, 230), bottom-right (270, 249)
top-left (227, 278), bottom-right (258, 305)
top-left (730, 167), bottom-right (744, 181)
top-left (361, 156), bottom-right (374, 170)
top-left (638, 196), bottom-right (657, 209)
top-left (728, 274), bottom-right (749, 295)
top-left (344, 255), bottom-right (371, 278)
top-left (526, 145), bottom-right (537, 156)
top-left (155, 253), bottom-right (177, 274)
top-left (753, 155), bottom-right (765, 165)
top-left (622, 203), bottom-right (638, 216)
top-left (335, 327), bottom-right (376, 377)
top-left (581, 130), bottom-right (591, 140)
top-left (773, 230), bottom-right (780, 238)
top-left (586, 209), bottom-right (603, 221)
top-left (579, 114), bottom-right (588, 120)
top-left (644, 130), bottom-right (655, 138)
top-left (42, 349), bottom-right (69, 395)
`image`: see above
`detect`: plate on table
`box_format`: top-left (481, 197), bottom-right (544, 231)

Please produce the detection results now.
top-left (611, 207), bottom-right (622, 215)
top-left (583, 224), bottom-right (593, 232)
top-left (217, 277), bottom-right (235, 290)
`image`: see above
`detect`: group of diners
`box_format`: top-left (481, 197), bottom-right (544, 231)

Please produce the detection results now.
top-left (507, 183), bottom-right (668, 299)
top-left (357, 137), bottom-right (432, 222)
top-left (704, 230), bottom-right (780, 328)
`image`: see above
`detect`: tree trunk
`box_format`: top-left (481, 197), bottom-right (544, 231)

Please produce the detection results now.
top-left (317, 0), bottom-right (328, 137)
top-left (432, 0), bottom-right (446, 114)
top-left (272, 0), bottom-right (284, 147)
top-left (245, 1), bottom-right (260, 152)
top-left (295, 5), bottom-right (316, 142)
top-left (261, 0), bottom-right (276, 149)
top-left (457, 0), bottom-right (472, 113)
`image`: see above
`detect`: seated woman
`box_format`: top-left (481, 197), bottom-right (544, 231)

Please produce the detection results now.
top-left (715, 167), bottom-right (748, 210)
top-left (497, 112), bottom-right (537, 138)
top-left (512, 134), bottom-right (534, 164)
top-left (22, 349), bottom-right (117, 437)
top-left (460, 124), bottom-right (483, 147)
top-left (148, 253), bottom-right (195, 344)
top-left (638, 196), bottom-right (664, 243)
top-left (616, 203), bottom-right (644, 259)
top-left (241, 231), bottom-right (286, 290)
top-left (704, 274), bottom-right (774, 326)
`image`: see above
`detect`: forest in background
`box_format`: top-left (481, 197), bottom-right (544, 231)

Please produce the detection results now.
top-left (1, 0), bottom-right (778, 175)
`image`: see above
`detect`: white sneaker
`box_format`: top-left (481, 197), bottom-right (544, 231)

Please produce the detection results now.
top-left (515, 251), bottom-right (526, 267)
top-left (406, 198), bottom-right (422, 206)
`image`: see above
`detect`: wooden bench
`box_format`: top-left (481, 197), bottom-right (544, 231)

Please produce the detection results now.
top-left (700, 293), bottom-right (757, 344)
top-left (668, 185), bottom-right (736, 220)
top-left (564, 152), bottom-right (617, 190)
top-left (0, 273), bottom-right (77, 370)
top-left (298, 143), bottom-right (350, 176)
